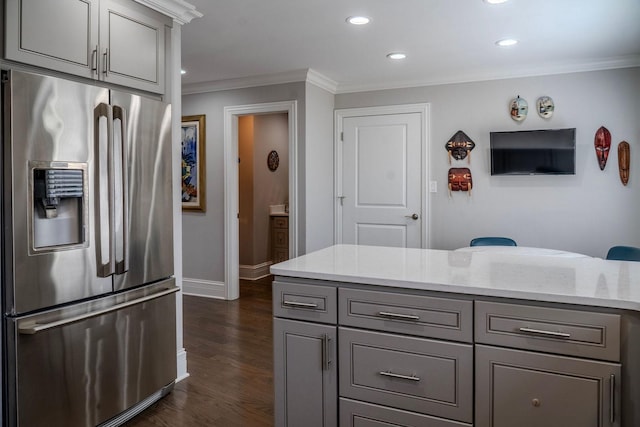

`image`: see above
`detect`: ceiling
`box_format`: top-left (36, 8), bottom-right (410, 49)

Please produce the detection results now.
top-left (180, 0), bottom-right (640, 93)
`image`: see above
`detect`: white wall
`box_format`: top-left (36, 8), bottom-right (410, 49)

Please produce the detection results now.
top-left (304, 82), bottom-right (336, 252)
top-left (335, 68), bottom-right (640, 257)
top-left (182, 83), bottom-right (306, 284)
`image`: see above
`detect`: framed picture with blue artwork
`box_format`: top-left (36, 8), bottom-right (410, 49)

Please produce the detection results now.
top-left (181, 114), bottom-right (206, 212)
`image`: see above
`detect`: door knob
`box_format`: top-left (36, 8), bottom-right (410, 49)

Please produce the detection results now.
top-left (405, 213), bottom-right (419, 220)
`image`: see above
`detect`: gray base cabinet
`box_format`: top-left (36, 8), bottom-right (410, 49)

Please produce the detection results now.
top-left (4, 0), bottom-right (167, 93)
top-left (273, 278), bottom-right (631, 427)
top-left (476, 345), bottom-right (621, 427)
top-left (274, 318), bottom-right (337, 427)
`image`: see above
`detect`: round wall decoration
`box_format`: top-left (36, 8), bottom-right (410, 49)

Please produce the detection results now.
top-left (267, 150), bottom-right (279, 171)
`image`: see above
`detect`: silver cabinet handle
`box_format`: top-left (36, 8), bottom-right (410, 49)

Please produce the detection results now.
top-left (103, 48), bottom-right (109, 76)
top-left (322, 334), bottom-right (332, 371)
top-left (518, 327), bottom-right (571, 339)
top-left (283, 300), bottom-right (318, 309)
top-left (91, 45), bottom-right (98, 74)
top-left (378, 311), bottom-right (420, 321)
top-left (610, 374), bottom-right (615, 424)
top-left (379, 371), bottom-right (420, 381)
top-left (18, 287), bottom-right (179, 335)
top-left (405, 213), bottom-right (419, 220)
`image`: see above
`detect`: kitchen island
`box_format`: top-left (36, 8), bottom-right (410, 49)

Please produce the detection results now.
top-left (271, 244), bottom-right (640, 427)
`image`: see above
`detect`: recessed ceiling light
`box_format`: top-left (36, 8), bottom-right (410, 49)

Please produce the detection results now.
top-left (346, 16), bottom-right (370, 25)
top-left (496, 38), bottom-right (518, 47)
top-left (484, 0), bottom-right (509, 4)
top-left (387, 52), bottom-right (407, 60)
top-left (181, 69), bottom-right (187, 75)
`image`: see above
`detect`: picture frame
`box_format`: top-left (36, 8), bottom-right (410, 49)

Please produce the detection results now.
top-left (181, 114), bottom-right (206, 212)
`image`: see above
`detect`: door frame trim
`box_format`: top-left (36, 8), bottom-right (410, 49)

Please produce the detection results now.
top-left (334, 103), bottom-right (430, 248)
top-left (223, 101), bottom-right (298, 300)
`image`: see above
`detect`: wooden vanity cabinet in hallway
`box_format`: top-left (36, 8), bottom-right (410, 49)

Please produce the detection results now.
top-left (271, 215), bottom-right (289, 263)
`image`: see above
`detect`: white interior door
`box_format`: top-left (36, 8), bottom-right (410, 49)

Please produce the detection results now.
top-left (340, 110), bottom-right (424, 248)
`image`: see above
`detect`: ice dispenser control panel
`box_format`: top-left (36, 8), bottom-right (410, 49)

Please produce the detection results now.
top-left (31, 163), bottom-right (88, 250)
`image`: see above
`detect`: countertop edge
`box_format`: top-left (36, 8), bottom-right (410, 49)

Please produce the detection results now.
top-left (270, 268), bottom-right (640, 312)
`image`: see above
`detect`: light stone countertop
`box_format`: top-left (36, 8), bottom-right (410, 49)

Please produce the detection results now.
top-left (270, 244), bottom-right (640, 311)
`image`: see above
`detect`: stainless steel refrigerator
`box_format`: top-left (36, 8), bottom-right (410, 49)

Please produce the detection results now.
top-left (1, 69), bottom-right (177, 427)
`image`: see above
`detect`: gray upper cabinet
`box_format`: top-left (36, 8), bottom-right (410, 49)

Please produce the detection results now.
top-left (99, 0), bottom-right (166, 93)
top-left (4, 0), bottom-right (167, 94)
top-left (5, 0), bottom-right (99, 78)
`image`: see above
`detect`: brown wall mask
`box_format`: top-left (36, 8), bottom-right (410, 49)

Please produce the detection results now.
top-left (594, 126), bottom-right (611, 170)
top-left (618, 141), bottom-right (630, 185)
top-left (448, 167), bottom-right (473, 196)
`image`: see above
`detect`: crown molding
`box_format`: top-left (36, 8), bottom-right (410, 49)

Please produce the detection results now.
top-left (335, 55), bottom-right (640, 93)
top-left (306, 69), bottom-right (338, 94)
top-left (182, 56), bottom-right (640, 96)
top-left (135, 0), bottom-right (203, 25)
top-left (182, 68), bottom-right (337, 95)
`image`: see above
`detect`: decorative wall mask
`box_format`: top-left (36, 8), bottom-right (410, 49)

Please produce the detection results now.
top-left (594, 126), bottom-right (611, 170)
top-left (536, 96), bottom-right (554, 118)
top-left (509, 96), bottom-right (528, 122)
top-left (448, 167), bottom-right (473, 197)
top-left (445, 130), bottom-right (476, 164)
top-left (618, 141), bottom-right (630, 185)
top-left (267, 150), bottom-right (279, 171)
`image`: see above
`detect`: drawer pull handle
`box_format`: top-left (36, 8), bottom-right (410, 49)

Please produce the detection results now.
top-left (379, 371), bottom-right (421, 382)
top-left (610, 374), bottom-right (615, 423)
top-left (518, 327), bottom-right (571, 339)
top-left (283, 300), bottom-right (318, 309)
top-left (322, 334), bottom-right (332, 371)
top-left (378, 311), bottom-right (420, 321)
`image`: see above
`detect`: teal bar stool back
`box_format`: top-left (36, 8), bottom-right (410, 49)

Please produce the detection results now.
top-left (470, 237), bottom-right (517, 247)
top-left (606, 246), bottom-right (640, 262)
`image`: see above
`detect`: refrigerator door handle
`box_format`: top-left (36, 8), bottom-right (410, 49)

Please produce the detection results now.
top-left (94, 102), bottom-right (116, 277)
top-left (113, 105), bottom-right (129, 274)
top-left (17, 286), bottom-right (179, 335)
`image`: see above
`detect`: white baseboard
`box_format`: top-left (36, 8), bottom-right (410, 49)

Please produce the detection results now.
top-left (176, 348), bottom-right (189, 383)
top-left (182, 277), bottom-right (226, 299)
top-left (239, 261), bottom-right (273, 281)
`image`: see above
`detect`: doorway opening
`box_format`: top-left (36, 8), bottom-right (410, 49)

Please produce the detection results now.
top-left (224, 101), bottom-right (298, 300)
top-left (238, 113), bottom-right (290, 282)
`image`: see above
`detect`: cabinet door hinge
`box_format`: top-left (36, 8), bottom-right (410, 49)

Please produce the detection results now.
top-left (340, 132), bottom-right (344, 142)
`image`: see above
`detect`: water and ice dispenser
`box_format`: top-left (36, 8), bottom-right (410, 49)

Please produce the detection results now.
top-left (31, 163), bottom-right (87, 250)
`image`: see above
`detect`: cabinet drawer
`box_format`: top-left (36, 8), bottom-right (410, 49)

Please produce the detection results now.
top-left (339, 327), bottom-right (473, 423)
top-left (340, 398), bottom-right (472, 427)
top-left (273, 229), bottom-right (289, 248)
top-left (476, 344), bottom-right (620, 427)
top-left (272, 217), bottom-right (288, 229)
top-left (273, 281), bottom-right (337, 324)
top-left (475, 301), bottom-right (620, 362)
top-left (339, 288), bottom-right (472, 342)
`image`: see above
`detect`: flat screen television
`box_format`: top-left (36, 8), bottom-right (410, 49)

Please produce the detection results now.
top-left (490, 128), bottom-right (576, 175)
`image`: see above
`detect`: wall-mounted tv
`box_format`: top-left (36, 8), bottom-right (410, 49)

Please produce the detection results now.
top-left (490, 128), bottom-right (576, 175)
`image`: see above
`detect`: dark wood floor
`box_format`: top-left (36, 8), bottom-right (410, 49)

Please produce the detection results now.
top-left (124, 277), bottom-right (274, 427)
